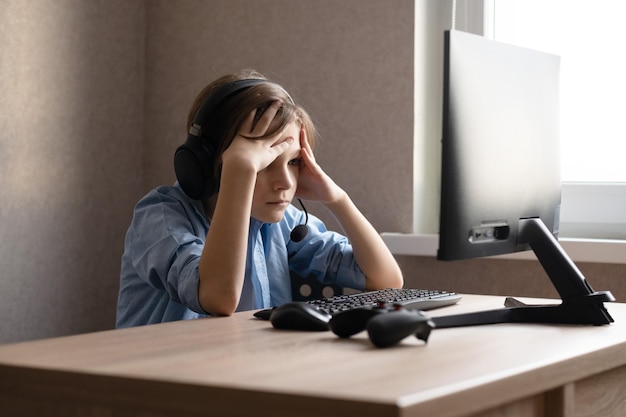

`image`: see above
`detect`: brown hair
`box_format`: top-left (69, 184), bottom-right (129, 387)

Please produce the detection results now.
top-left (187, 70), bottom-right (317, 178)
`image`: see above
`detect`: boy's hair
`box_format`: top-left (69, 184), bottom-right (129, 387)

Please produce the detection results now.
top-left (187, 69), bottom-right (317, 166)
top-left (174, 69), bottom-right (318, 199)
top-left (175, 70), bottom-right (318, 199)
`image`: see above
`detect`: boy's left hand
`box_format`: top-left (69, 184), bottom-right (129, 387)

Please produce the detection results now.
top-left (295, 126), bottom-right (345, 205)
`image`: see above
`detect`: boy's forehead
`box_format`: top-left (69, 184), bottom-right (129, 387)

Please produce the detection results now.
top-left (284, 123), bottom-right (302, 151)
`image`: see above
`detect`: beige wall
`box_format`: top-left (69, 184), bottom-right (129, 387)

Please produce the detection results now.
top-left (142, 0), bottom-right (414, 232)
top-left (1, 0), bottom-right (623, 344)
top-left (0, 0), bottom-right (145, 343)
top-left (0, 0), bottom-right (413, 343)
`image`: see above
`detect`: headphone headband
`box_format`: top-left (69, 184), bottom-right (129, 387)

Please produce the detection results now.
top-left (190, 79), bottom-right (265, 137)
top-left (190, 78), bottom-right (294, 138)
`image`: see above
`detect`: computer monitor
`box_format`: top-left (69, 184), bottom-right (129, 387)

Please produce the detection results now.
top-left (434, 30), bottom-right (614, 327)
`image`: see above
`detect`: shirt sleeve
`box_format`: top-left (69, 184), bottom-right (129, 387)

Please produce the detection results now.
top-left (286, 208), bottom-right (366, 291)
top-left (125, 187), bottom-right (206, 314)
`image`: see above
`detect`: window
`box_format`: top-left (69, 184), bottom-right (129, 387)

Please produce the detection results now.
top-left (488, 0), bottom-right (626, 239)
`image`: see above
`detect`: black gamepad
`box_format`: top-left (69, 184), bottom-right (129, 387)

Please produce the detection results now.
top-left (328, 302), bottom-right (435, 348)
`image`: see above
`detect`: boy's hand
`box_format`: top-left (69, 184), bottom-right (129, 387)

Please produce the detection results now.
top-left (221, 101), bottom-right (293, 174)
top-left (296, 126), bottom-right (345, 205)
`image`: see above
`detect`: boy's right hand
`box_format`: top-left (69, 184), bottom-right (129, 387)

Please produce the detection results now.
top-left (221, 101), bottom-right (294, 174)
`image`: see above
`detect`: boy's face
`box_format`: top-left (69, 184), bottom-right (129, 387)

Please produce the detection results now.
top-left (251, 122), bottom-right (302, 223)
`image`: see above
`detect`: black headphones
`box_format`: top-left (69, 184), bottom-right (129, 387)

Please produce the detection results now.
top-left (174, 79), bottom-right (271, 200)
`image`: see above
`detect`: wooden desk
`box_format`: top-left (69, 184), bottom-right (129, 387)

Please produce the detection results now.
top-left (1, 295), bottom-right (625, 417)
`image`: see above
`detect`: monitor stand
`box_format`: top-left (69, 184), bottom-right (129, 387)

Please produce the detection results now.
top-left (432, 218), bottom-right (615, 329)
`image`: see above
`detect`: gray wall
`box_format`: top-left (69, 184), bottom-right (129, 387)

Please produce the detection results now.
top-left (0, 0), bottom-right (413, 343)
top-left (1, 0), bottom-right (145, 343)
top-left (142, 0), bottom-right (414, 232)
top-left (1, 0), bottom-right (624, 344)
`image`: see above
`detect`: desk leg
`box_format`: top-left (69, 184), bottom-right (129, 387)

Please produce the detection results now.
top-left (544, 384), bottom-right (575, 417)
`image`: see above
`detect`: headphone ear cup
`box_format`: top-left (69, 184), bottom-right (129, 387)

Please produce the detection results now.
top-left (174, 135), bottom-right (218, 199)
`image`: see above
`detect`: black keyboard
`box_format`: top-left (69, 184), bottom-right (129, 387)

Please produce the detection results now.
top-left (307, 288), bottom-right (462, 315)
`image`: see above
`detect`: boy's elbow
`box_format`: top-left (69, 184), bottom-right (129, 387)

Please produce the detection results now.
top-left (395, 274), bottom-right (404, 289)
top-left (383, 262), bottom-right (404, 289)
top-left (199, 292), bottom-right (239, 317)
top-left (211, 307), bottom-right (236, 317)
top-left (396, 265), bottom-right (404, 287)
top-left (388, 269), bottom-right (404, 289)
top-left (203, 302), bottom-right (237, 317)
top-left (365, 269), bottom-right (404, 291)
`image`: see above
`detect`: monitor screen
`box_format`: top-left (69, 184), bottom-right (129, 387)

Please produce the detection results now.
top-left (438, 29), bottom-right (561, 261)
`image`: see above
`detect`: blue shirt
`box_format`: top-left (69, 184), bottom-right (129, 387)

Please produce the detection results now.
top-left (116, 183), bottom-right (366, 328)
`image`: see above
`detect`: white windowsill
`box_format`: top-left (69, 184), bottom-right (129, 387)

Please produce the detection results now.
top-left (381, 233), bottom-right (626, 265)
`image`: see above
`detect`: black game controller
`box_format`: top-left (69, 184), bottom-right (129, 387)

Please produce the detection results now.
top-left (328, 302), bottom-right (435, 348)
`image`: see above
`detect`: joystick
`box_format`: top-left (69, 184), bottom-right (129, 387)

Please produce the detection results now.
top-left (328, 302), bottom-right (435, 347)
